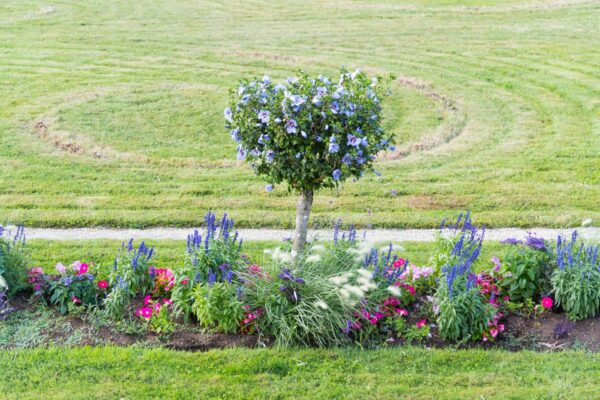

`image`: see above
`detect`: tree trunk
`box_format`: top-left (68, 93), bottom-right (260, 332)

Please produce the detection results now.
top-left (292, 189), bottom-right (314, 256)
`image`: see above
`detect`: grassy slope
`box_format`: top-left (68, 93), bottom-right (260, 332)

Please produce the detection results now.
top-left (1, 0), bottom-right (599, 229)
top-left (1, 346), bottom-right (599, 399)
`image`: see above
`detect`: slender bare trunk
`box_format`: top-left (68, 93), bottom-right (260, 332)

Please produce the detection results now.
top-left (292, 189), bottom-right (313, 256)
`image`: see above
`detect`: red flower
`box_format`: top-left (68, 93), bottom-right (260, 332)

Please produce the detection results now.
top-left (97, 280), bottom-right (109, 289)
top-left (393, 258), bottom-right (406, 268)
top-left (71, 296), bottom-right (81, 304)
top-left (541, 297), bottom-right (553, 309)
top-left (181, 277), bottom-right (189, 285)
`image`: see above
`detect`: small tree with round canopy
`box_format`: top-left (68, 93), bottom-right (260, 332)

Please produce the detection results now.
top-left (224, 68), bottom-right (394, 255)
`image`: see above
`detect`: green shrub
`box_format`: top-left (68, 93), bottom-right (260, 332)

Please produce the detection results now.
top-left (551, 232), bottom-right (600, 320)
top-left (499, 237), bottom-right (553, 302)
top-left (103, 240), bottom-right (155, 318)
top-left (0, 226), bottom-right (28, 297)
top-left (192, 283), bottom-right (243, 334)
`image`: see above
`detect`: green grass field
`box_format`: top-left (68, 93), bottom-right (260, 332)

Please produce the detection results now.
top-left (1, 346), bottom-right (599, 399)
top-left (1, 0), bottom-right (598, 229)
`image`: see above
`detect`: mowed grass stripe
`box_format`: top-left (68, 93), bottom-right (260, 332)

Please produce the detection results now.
top-left (0, 0), bottom-right (598, 228)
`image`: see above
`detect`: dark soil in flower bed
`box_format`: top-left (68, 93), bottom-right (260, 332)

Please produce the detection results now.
top-left (4, 295), bottom-right (599, 352)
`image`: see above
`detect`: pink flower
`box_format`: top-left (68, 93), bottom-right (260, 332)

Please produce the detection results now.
top-left (491, 256), bottom-right (501, 272)
top-left (541, 297), bottom-right (553, 309)
top-left (406, 285), bottom-right (416, 296)
top-left (143, 294), bottom-right (152, 306)
top-left (34, 284), bottom-right (41, 291)
top-left (498, 324), bottom-right (505, 332)
top-left (181, 277), bottom-right (189, 285)
top-left (393, 258), bottom-right (406, 268)
top-left (97, 280), bottom-right (109, 289)
top-left (78, 263), bottom-right (89, 275)
top-left (55, 263), bottom-right (67, 274)
top-left (416, 319), bottom-right (427, 328)
top-left (71, 296), bottom-right (81, 304)
top-left (136, 307), bottom-right (153, 319)
top-left (162, 298), bottom-right (172, 306)
top-left (395, 308), bottom-right (409, 316)
top-left (490, 328), bottom-right (499, 338)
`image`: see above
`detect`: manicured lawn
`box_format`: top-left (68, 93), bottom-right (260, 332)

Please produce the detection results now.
top-left (1, 346), bottom-right (598, 399)
top-left (1, 0), bottom-right (598, 228)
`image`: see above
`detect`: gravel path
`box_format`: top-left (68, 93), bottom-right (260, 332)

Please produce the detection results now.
top-left (16, 227), bottom-right (600, 242)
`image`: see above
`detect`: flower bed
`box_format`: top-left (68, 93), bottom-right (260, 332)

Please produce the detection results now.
top-left (1, 212), bottom-right (599, 350)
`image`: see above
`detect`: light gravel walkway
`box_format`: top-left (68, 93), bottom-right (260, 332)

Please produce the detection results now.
top-left (16, 227), bottom-right (600, 242)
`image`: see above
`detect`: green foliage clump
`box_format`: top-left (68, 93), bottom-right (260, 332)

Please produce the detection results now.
top-left (0, 226), bottom-right (28, 297)
top-left (499, 237), bottom-right (553, 302)
top-left (192, 283), bottom-right (243, 334)
top-left (552, 232), bottom-right (600, 320)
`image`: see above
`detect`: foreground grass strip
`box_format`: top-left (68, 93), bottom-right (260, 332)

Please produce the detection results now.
top-left (0, 347), bottom-right (598, 399)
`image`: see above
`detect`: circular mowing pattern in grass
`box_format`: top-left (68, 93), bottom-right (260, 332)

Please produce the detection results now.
top-left (51, 82), bottom-right (449, 165)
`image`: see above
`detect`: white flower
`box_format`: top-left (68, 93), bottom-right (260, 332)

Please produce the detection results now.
top-left (343, 284), bottom-right (365, 298)
top-left (328, 275), bottom-right (348, 286)
top-left (387, 285), bottom-right (402, 297)
top-left (582, 219), bottom-right (593, 227)
top-left (0, 275), bottom-right (7, 290)
top-left (306, 254), bottom-right (322, 263)
top-left (269, 247), bottom-right (293, 264)
top-left (311, 244), bottom-right (326, 253)
top-left (339, 288), bottom-right (351, 299)
top-left (314, 299), bottom-right (329, 310)
top-left (356, 268), bottom-right (372, 279)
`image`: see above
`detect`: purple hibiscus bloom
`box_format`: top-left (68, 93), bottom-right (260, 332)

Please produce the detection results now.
top-left (330, 101), bottom-right (340, 114)
top-left (258, 110), bottom-right (270, 124)
top-left (332, 169), bottom-right (342, 181)
top-left (258, 134), bottom-right (270, 145)
top-left (328, 137), bottom-right (339, 154)
top-left (285, 119), bottom-right (298, 134)
top-left (265, 150), bottom-right (275, 163)
top-left (230, 128), bottom-right (241, 143)
top-left (342, 153), bottom-right (353, 165)
top-left (236, 145), bottom-right (247, 160)
top-left (347, 134), bottom-right (360, 147)
top-left (224, 107), bottom-right (233, 123)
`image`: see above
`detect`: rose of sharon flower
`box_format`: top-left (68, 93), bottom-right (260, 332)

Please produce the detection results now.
top-left (541, 297), bottom-right (553, 309)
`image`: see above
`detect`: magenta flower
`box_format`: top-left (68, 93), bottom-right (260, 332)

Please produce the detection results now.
top-left (541, 297), bottom-right (553, 309)
top-left (415, 319), bottom-right (427, 328)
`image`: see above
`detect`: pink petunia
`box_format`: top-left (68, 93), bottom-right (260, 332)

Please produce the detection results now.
top-left (97, 280), bottom-right (109, 289)
top-left (144, 294), bottom-right (152, 306)
top-left (78, 263), bottom-right (89, 275)
top-left (137, 307), bottom-right (153, 319)
top-left (71, 296), bottom-right (81, 304)
top-left (34, 284), bottom-right (41, 291)
top-left (415, 319), bottom-right (427, 328)
top-left (490, 328), bottom-right (499, 338)
top-left (541, 297), bottom-right (553, 309)
top-left (181, 277), bottom-right (189, 285)
top-left (393, 258), bottom-right (406, 268)
top-left (406, 285), bottom-right (416, 296)
top-left (395, 308), bottom-right (409, 316)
